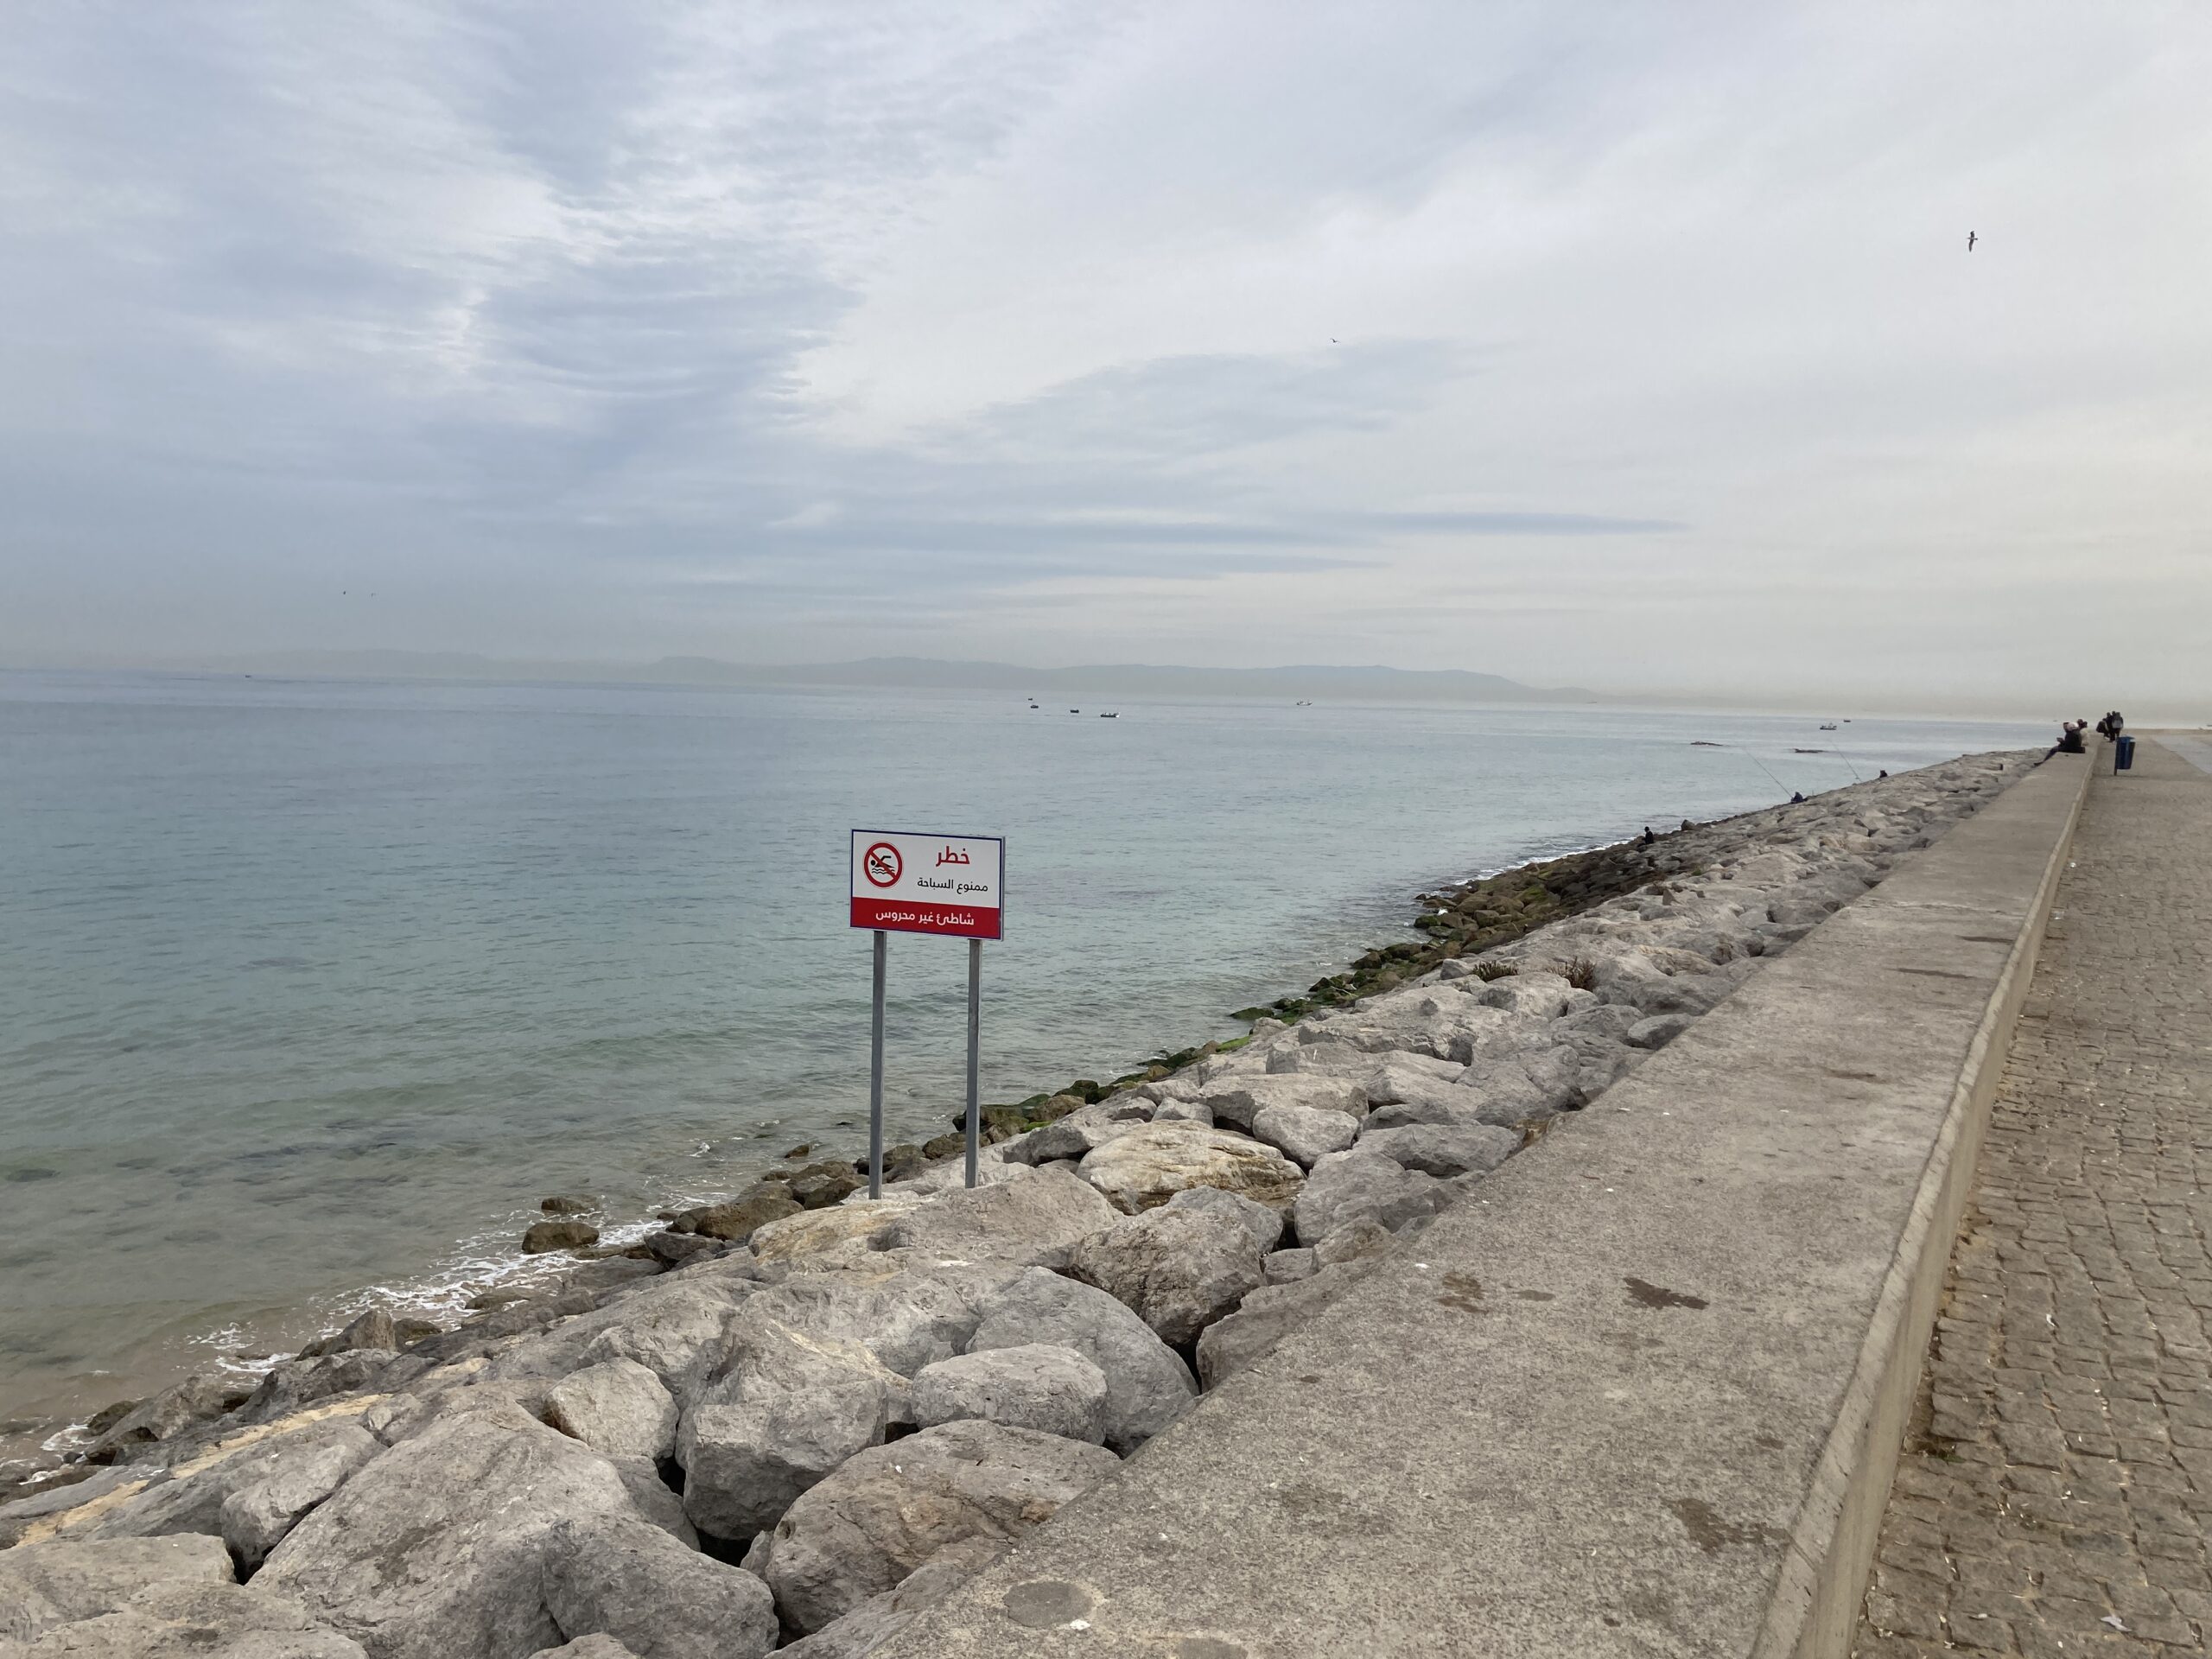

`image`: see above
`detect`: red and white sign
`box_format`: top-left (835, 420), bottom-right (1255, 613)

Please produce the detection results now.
top-left (850, 830), bottom-right (1004, 940)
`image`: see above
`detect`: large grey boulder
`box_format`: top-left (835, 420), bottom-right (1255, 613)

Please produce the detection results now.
top-left (0, 1464), bottom-right (161, 1548)
top-left (747, 1198), bottom-right (925, 1270)
top-left (894, 1146), bottom-right (1031, 1196)
top-left (256, 1405), bottom-right (643, 1659)
top-left (1440, 1006), bottom-right (1545, 1064)
top-left (1249, 1103), bottom-right (1358, 1167)
top-left (1311, 1217), bottom-right (1397, 1267)
top-left (571, 1282), bottom-right (748, 1401)
top-left (761, 1421), bottom-right (1119, 1635)
top-left (81, 1374), bottom-right (252, 1464)
top-left (538, 1516), bottom-right (778, 1659)
top-left (320, 1308), bottom-right (400, 1355)
top-left (1553, 1002), bottom-right (1647, 1044)
top-left (408, 1289), bottom-right (597, 1370)
top-left (773, 1536), bottom-right (1007, 1657)
top-left (867, 1167), bottom-right (1115, 1265)
top-left (964, 1268), bottom-right (1195, 1453)
top-left (236, 1351), bottom-right (397, 1426)
top-left (999, 1099), bottom-right (1151, 1165)
top-left (1147, 1096), bottom-right (1213, 1126)
top-left (1356, 1122), bottom-right (1519, 1179)
top-left (677, 1315), bottom-right (901, 1543)
top-left (0, 1532), bottom-right (234, 1643)
top-left (1291, 1150), bottom-right (1455, 1242)
top-left (1474, 970), bottom-right (1578, 1019)
top-left (1064, 1207), bottom-right (1264, 1345)
top-left (218, 1426), bottom-right (384, 1568)
top-left (1162, 1185), bottom-right (1284, 1250)
top-left (545, 1359), bottom-right (678, 1463)
top-left (607, 1457), bottom-right (696, 1548)
top-left (1198, 1074), bottom-right (1366, 1134)
top-left (1514, 1046), bottom-right (1594, 1115)
top-left (1195, 1259), bottom-right (1382, 1389)
top-left (1359, 1056), bottom-right (1469, 1104)
top-left (1074, 1123), bottom-right (1303, 1215)
top-left (1261, 1039), bottom-right (1347, 1075)
top-left (677, 1184), bottom-right (802, 1243)
top-left (1625, 1013), bottom-right (1696, 1050)
top-left (734, 1267), bottom-right (1009, 1379)
top-left (907, 1345), bottom-right (1108, 1443)
top-left (3, 1578), bottom-right (370, 1657)
top-left (78, 1419), bottom-right (378, 1548)
top-left (531, 1639), bottom-right (639, 1659)
top-left (1582, 950), bottom-right (1730, 1015)
top-left (1369, 1048), bottom-right (1581, 1129)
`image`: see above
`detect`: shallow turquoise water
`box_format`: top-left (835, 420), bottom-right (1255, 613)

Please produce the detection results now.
top-left (0, 671), bottom-right (2042, 1427)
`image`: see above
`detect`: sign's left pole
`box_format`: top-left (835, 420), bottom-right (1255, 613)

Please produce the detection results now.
top-left (868, 929), bottom-right (887, 1200)
top-left (963, 938), bottom-right (982, 1190)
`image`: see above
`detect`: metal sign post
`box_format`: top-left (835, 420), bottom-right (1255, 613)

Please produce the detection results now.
top-left (965, 938), bottom-right (982, 1189)
top-left (849, 830), bottom-right (1005, 1193)
top-left (868, 928), bottom-right (887, 1198)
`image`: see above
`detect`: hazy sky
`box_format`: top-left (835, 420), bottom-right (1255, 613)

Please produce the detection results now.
top-left (3, 3), bottom-right (2206, 712)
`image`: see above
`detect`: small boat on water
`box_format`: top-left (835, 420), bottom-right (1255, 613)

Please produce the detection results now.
top-left (1818, 722), bottom-right (1838, 730)
top-left (1794, 747), bottom-right (1827, 754)
top-left (1099, 711), bottom-right (1118, 718)
top-left (1689, 740), bottom-right (1723, 747)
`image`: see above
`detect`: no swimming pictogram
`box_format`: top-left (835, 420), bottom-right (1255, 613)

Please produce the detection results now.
top-left (862, 841), bottom-right (902, 887)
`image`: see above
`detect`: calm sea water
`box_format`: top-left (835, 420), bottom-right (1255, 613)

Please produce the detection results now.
top-left (0, 671), bottom-right (2043, 1435)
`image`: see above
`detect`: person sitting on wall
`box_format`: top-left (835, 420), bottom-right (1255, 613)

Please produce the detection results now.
top-left (2045, 720), bottom-right (2088, 760)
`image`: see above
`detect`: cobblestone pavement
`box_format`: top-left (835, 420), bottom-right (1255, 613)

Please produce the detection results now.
top-left (1854, 739), bottom-right (2212, 1657)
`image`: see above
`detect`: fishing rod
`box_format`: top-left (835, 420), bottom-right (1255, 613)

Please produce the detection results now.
top-left (1732, 746), bottom-right (1792, 797)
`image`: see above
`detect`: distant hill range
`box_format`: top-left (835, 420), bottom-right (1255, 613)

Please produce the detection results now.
top-left (197, 651), bottom-right (1592, 704)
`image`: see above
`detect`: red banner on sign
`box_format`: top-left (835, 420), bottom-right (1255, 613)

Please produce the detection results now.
top-left (849, 896), bottom-right (1002, 940)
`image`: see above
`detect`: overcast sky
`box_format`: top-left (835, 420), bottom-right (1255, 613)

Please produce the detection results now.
top-left (3, 3), bottom-right (2206, 712)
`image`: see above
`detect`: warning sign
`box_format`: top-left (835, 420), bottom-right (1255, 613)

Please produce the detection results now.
top-left (849, 830), bottom-right (1004, 940)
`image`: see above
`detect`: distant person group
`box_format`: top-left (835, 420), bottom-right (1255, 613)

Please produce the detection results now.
top-left (2044, 711), bottom-right (2125, 761)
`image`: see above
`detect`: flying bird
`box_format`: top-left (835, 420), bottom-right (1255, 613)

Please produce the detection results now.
top-left (1967, 231), bottom-right (1977, 251)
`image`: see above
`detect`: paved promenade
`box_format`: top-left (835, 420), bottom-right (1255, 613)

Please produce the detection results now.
top-left (1855, 738), bottom-right (2212, 1656)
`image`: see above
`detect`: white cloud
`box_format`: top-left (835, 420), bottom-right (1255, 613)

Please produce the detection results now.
top-left (0, 1), bottom-right (2206, 713)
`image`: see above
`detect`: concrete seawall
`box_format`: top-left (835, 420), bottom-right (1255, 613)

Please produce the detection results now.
top-left (885, 750), bottom-right (2096, 1659)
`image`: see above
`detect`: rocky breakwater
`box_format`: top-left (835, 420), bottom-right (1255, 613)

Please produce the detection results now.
top-left (0, 753), bottom-right (2034, 1659)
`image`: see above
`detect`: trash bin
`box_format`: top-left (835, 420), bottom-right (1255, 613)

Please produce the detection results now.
top-left (2116, 734), bottom-right (2136, 772)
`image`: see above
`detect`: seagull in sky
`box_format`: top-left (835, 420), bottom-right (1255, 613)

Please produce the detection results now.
top-left (1967, 231), bottom-right (1977, 251)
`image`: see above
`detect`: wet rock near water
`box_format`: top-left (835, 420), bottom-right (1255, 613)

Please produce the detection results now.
top-left (671, 1182), bottom-right (801, 1243)
top-left (522, 1219), bottom-right (601, 1255)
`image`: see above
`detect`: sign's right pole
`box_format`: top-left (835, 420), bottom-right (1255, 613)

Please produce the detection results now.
top-left (964, 937), bottom-right (982, 1189)
top-left (868, 928), bottom-right (887, 1199)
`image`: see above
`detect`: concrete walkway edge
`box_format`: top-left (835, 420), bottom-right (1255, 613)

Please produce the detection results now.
top-left (1759, 752), bottom-right (2094, 1659)
top-left (887, 752), bottom-right (2100, 1659)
